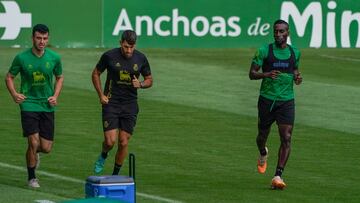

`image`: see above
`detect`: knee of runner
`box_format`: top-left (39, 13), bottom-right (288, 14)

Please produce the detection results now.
top-left (105, 139), bottom-right (116, 148)
top-left (118, 139), bottom-right (129, 148)
top-left (280, 134), bottom-right (292, 146)
top-left (28, 139), bottom-right (40, 150)
top-left (41, 147), bottom-right (51, 154)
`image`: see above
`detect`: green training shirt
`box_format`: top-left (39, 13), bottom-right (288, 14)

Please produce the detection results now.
top-left (252, 43), bottom-right (301, 101)
top-left (8, 48), bottom-right (62, 112)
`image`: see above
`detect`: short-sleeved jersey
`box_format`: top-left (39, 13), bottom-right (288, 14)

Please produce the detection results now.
top-left (252, 43), bottom-right (301, 101)
top-left (96, 48), bottom-right (151, 104)
top-left (8, 48), bottom-right (63, 112)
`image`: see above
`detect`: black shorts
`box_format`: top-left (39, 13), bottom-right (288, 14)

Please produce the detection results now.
top-left (102, 102), bottom-right (139, 134)
top-left (257, 96), bottom-right (295, 129)
top-left (21, 111), bottom-right (55, 141)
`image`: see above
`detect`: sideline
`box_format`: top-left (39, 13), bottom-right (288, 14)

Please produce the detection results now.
top-left (319, 54), bottom-right (360, 62)
top-left (0, 162), bottom-right (183, 203)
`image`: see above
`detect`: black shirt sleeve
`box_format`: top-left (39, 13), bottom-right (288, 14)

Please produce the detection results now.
top-left (141, 56), bottom-right (151, 77)
top-left (96, 53), bottom-right (108, 72)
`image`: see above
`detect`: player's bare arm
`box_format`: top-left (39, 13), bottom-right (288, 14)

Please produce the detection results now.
top-left (142, 75), bottom-right (153, 88)
top-left (249, 63), bottom-right (280, 80)
top-left (294, 69), bottom-right (302, 85)
top-left (132, 75), bottom-right (153, 89)
top-left (48, 75), bottom-right (64, 106)
top-left (5, 72), bottom-right (27, 104)
top-left (92, 67), bottom-right (109, 104)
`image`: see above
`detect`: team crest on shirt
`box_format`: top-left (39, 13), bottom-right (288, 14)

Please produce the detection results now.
top-left (115, 62), bottom-right (121, 67)
top-left (133, 64), bottom-right (138, 71)
top-left (45, 61), bottom-right (51, 68)
top-left (28, 64), bottom-right (33, 69)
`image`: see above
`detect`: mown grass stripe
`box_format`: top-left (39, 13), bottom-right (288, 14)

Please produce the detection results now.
top-left (0, 162), bottom-right (183, 203)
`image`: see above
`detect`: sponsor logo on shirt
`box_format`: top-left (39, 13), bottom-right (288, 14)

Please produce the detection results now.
top-left (118, 70), bottom-right (132, 85)
top-left (272, 61), bottom-right (289, 68)
top-left (32, 71), bottom-right (46, 86)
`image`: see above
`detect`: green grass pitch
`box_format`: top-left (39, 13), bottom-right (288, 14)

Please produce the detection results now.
top-left (0, 47), bottom-right (360, 202)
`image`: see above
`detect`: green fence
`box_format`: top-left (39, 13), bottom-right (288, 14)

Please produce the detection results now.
top-left (1, 0), bottom-right (359, 48)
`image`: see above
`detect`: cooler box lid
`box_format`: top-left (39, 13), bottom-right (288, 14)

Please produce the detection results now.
top-left (86, 175), bottom-right (134, 184)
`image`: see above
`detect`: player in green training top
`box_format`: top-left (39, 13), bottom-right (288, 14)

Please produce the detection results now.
top-left (5, 24), bottom-right (64, 188)
top-left (249, 19), bottom-right (302, 190)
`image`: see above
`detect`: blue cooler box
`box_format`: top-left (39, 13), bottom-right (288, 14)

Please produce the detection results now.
top-left (85, 175), bottom-right (135, 203)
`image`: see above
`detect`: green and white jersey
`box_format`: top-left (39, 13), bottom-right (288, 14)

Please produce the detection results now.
top-left (8, 48), bottom-right (62, 112)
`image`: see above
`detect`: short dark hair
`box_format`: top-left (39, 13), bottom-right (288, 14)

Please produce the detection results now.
top-left (121, 30), bottom-right (137, 45)
top-left (32, 24), bottom-right (49, 36)
top-left (273, 19), bottom-right (289, 30)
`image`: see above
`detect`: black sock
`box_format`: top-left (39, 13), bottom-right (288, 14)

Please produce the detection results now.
top-left (275, 167), bottom-right (284, 177)
top-left (27, 166), bottom-right (36, 180)
top-left (260, 148), bottom-right (267, 156)
top-left (101, 152), bottom-right (108, 159)
top-left (112, 163), bottom-right (122, 175)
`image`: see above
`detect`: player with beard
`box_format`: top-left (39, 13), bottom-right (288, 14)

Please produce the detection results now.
top-left (92, 30), bottom-right (153, 175)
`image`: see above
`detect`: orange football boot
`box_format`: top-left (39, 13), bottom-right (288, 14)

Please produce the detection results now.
top-left (257, 147), bottom-right (268, 174)
top-left (271, 176), bottom-right (286, 190)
